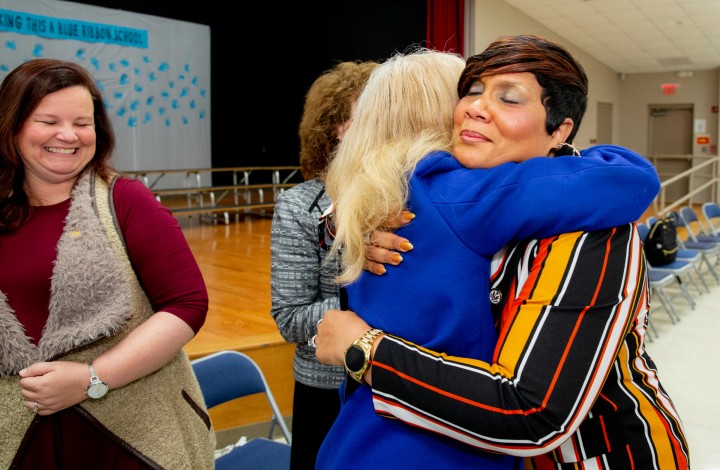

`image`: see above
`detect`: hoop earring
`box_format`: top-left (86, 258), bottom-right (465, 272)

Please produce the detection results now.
top-left (557, 142), bottom-right (581, 156)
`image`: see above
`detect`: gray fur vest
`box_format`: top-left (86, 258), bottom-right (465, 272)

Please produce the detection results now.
top-left (0, 173), bottom-right (215, 469)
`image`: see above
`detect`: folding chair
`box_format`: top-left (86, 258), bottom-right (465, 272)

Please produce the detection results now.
top-left (662, 212), bottom-right (720, 285)
top-left (637, 223), bottom-right (697, 310)
top-left (702, 202), bottom-right (720, 237)
top-left (647, 268), bottom-right (683, 335)
top-left (678, 206), bottom-right (720, 244)
top-left (642, 217), bottom-right (708, 293)
top-left (191, 350), bottom-right (292, 470)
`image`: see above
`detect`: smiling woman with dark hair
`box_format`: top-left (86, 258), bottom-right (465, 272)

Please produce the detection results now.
top-left (0, 58), bottom-right (214, 469)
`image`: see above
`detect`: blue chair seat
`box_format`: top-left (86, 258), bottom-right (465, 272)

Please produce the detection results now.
top-left (191, 350), bottom-right (292, 469)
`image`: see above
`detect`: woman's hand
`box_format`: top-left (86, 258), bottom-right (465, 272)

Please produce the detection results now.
top-left (19, 361), bottom-right (89, 415)
top-left (17, 312), bottom-right (195, 416)
top-left (316, 309), bottom-right (385, 385)
top-left (364, 211), bottom-right (415, 275)
top-left (316, 309), bottom-right (372, 365)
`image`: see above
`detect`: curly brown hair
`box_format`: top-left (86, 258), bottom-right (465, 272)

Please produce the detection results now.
top-left (299, 61), bottom-right (378, 180)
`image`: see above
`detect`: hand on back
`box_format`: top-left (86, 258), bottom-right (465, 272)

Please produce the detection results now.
top-left (363, 211), bottom-right (415, 275)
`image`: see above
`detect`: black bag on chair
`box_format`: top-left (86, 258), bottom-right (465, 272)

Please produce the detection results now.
top-left (645, 217), bottom-right (679, 266)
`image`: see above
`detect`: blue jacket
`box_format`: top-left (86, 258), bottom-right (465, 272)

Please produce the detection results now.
top-left (316, 145), bottom-right (660, 470)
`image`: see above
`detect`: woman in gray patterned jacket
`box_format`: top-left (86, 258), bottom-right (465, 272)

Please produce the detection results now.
top-left (270, 60), bottom-right (377, 469)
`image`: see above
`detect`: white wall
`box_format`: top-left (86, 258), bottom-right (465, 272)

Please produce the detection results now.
top-left (618, 70), bottom-right (719, 156)
top-left (0, 0), bottom-right (212, 187)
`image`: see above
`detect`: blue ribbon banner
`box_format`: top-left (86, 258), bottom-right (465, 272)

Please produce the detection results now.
top-left (0, 8), bottom-right (148, 48)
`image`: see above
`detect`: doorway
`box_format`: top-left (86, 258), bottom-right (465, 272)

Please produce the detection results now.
top-left (596, 102), bottom-right (613, 144)
top-left (648, 104), bottom-right (693, 201)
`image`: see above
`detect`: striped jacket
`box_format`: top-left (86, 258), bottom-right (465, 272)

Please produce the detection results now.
top-left (371, 224), bottom-right (690, 469)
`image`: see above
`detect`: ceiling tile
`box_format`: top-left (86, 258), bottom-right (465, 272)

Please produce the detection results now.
top-left (496, 0), bottom-right (720, 72)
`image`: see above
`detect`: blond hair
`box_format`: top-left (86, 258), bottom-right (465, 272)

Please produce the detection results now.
top-left (324, 48), bottom-right (465, 283)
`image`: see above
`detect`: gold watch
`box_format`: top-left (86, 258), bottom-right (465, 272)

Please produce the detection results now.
top-left (344, 328), bottom-right (384, 383)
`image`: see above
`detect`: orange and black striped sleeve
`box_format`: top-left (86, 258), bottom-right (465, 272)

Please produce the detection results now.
top-left (370, 224), bottom-right (689, 468)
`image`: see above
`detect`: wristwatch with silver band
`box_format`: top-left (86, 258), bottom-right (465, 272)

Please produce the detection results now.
top-left (85, 363), bottom-right (109, 399)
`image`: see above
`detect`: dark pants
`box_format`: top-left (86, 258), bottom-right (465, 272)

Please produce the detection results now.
top-left (290, 381), bottom-right (341, 470)
top-left (15, 406), bottom-right (152, 469)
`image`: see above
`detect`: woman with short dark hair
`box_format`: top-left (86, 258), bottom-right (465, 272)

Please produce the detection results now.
top-left (316, 36), bottom-right (688, 469)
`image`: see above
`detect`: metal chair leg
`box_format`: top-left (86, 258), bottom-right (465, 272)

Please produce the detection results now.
top-left (652, 287), bottom-right (681, 324)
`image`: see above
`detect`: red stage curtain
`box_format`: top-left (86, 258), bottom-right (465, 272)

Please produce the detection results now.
top-left (426, 0), bottom-right (465, 56)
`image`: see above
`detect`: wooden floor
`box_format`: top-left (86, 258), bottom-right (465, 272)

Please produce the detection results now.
top-left (179, 211), bottom-right (296, 431)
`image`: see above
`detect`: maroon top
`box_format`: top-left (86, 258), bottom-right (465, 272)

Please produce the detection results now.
top-left (0, 177), bottom-right (208, 344)
top-left (0, 177), bottom-right (208, 468)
